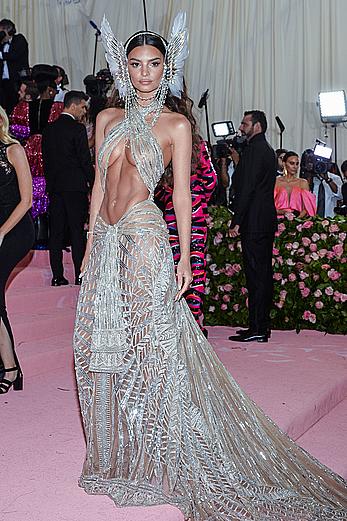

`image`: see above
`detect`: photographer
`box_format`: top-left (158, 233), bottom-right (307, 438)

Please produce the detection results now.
top-left (0, 19), bottom-right (29, 115)
top-left (312, 167), bottom-right (342, 218)
top-left (228, 110), bottom-right (277, 343)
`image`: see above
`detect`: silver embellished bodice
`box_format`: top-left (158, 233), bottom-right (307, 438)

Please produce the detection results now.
top-left (98, 103), bottom-right (164, 198)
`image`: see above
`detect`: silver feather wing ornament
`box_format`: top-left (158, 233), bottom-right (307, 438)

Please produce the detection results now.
top-left (166, 12), bottom-right (189, 98)
top-left (100, 16), bottom-right (129, 99)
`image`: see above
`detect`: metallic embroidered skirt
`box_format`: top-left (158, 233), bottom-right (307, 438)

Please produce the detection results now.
top-left (73, 200), bottom-right (347, 520)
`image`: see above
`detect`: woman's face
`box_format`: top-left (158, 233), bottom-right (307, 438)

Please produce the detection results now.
top-left (284, 155), bottom-right (299, 177)
top-left (127, 44), bottom-right (164, 96)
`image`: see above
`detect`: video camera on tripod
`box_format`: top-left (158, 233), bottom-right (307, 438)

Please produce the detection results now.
top-left (301, 140), bottom-right (333, 177)
top-left (211, 120), bottom-right (247, 159)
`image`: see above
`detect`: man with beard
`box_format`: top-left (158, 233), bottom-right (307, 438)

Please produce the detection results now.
top-left (228, 110), bottom-right (277, 342)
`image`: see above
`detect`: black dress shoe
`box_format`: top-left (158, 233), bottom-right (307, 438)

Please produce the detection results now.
top-left (229, 332), bottom-right (268, 343)
top-left (232, 328), bottom-right (271, 338)
top-left (51, 276), bottom-right (69, 286)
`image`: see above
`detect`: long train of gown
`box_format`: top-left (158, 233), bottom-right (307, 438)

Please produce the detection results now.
top-left (73, 198), bottom-right (346, 520)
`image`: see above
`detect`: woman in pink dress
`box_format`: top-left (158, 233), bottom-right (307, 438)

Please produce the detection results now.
top-left (274, 151), bottom-right (316, 217)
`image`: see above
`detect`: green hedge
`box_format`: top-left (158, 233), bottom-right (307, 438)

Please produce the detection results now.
top-left (204, 206), bottom-right (347, 334)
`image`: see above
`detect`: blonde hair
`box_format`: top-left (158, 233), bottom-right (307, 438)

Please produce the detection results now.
top-left (0, 105), bottom-right (19, 145)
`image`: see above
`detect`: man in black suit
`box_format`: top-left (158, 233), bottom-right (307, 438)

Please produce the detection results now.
top-left (0, 19), bottom-right (29, 114)
top-left (42, 91), bottom-right (94, 286)
top-left (228, 110), bottom-right (277, 342)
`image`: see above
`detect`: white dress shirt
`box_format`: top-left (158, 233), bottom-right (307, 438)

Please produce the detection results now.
top-left (0, 40), bottom-right (11, 79)
top-left (312, 172), bottom-right (343, 217)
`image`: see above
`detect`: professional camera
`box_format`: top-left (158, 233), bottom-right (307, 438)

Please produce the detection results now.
top-left (211, 120), bottom-right (247, 159)
top-left (83, 69), bottom-right (113, 98)
top-left (301, 142), bottom-right (333, 177)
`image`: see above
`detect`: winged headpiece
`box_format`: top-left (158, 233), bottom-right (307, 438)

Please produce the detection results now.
top-left (100, 12), bottom-right (189, 99)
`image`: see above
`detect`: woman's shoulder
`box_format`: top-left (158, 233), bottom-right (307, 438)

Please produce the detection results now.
top-left (97, 107), bottom-right (123, 124)
top-left (162, 110), bottom-right (191, 133)
top-left (298, 177), bottom-right (310, 190)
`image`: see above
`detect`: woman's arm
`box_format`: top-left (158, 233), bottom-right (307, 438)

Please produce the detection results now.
top-left (0, 144), bottom-right (32, 244)
top-left (171, 115), bottom-right (193, 299)
top-left (80, 111), bottom-right (109, 274)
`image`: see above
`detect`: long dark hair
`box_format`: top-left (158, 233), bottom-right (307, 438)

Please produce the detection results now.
top-left (107, 31), bottom-right (200, 185)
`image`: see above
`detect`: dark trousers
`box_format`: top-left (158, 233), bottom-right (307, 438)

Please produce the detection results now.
top-left (0, 212), bottom-right (35, 368)
top-left (49, 192), bottom-right (88, 281)
top-left (241, 232), bottom-right (274, 334)
top-left (0, 79), bottom-right (19, 115)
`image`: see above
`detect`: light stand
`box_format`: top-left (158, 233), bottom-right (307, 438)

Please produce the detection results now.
top-left (198, 89), bottom-right (211, 147)
top-left (89, 20), bottom-right (101, 76)
top-left (275, 116), bottom-right (285, 149)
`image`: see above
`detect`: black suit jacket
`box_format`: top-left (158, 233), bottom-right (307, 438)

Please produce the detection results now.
top-left (231, 133), bottom-right (277, 234)
top-left (42, 114), bottom-right (94, 193)
top-left (0, 34), bottom-right (29, 82)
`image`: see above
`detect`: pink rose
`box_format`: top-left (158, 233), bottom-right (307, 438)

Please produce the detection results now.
top-left (326, 251), bottom-right (334, 260)
top-left (228, 243), bottom-right (235, 251)
top-left (288, 273), bottom-right (296, 281)
top-left (299, 271), bottom-right (309, 280)
top-left (314, 289), bottom-right (322, 298)
top-left (221, 303), bottom-right (228, 311)
top-left (273, 247), bottom-right (279, 255)
top-left (297, 247), bottom-right (305, 256)
top-left (298, 281), bottom-right (305, 289)
top-left (338, 232), bottom-right (346, 241)
top-left (277, 256), bottom-right (283, 264)
top-left (232, 263), bottom-right (242, 273)
top-left (224, 283), bottom-right (233, 292)
top-left (279, 290), bottom-right (287, 299)
top-left (277, 222), bottom-right (286, 234)
top-left (286, 259), bottom-right (295, 266)
top-left (315, 301), bottom-right (324, 309)
top-left (206, 253), bottom-right (212, 262)
top-left (273, 273), bottom-right (282, 281)
top-left (332, 244), bottom-right (343, 257)
top-left (296, 224), bottom-right (303, 232)
top-left (309, 243), bottom-right (317, 252)
top-left (302, 237), bottom-right (311, 247)
top-left (321, 219), bottom-right (329, 227)
top-left (233, 304), bottom-right (239, 312)
top-left (311, 233), bottom-right (320, 242)
top-left (208, 305), bottom-right (215, 312)
top-left (318, 248), bottom-right (328, 258)
top-left (303, 310), bottom-right (311, 320)
top-left (286, 212), bottom-right (294, 221)
top-left (302, 220), bottom-right (314, 229)
top-left (223, 294), bottom-right (230, 303)
top-left (312, 274), bottom-right (319, 281)
top-left (329, 223), bottom-right (339, 233)
top-left (241, 287), bottom-right (248, 295)
top-left (213, 232), bottom-right (223, 245)
top-left (321, 264), bottom-right (331, 270)
top-left (225, 265), bottom-right (235, 276)
top-left (310, 252), bottom-right (319, 261)
top-left (320, 233), bottom-right (327, 240)
top-left (309, 313), bottom-right (316, 324)
top-left (328, 269), bottom-right (341, 281)
top-left (304, 255), bottom-right (311, 263)
top-left (276, 301), bottom-right (284, 308)
top-left (340, 294), bottom-right (347, 303)
top-left (301, 287), bottom-right (310, 297)
top-left (325, 286), bottom-right (334, 296)
top-left (292, 242), bottom-right (299, 249)
top-left (285, 243), bottom-right (293, 250)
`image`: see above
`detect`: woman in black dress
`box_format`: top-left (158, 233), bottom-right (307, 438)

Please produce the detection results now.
top-left (0, 105), bottom-right (34, 394)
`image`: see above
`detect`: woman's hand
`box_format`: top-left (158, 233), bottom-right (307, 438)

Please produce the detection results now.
top-left (175, 258), bottom-right (192, 301)
top-left (79, 237), bottom-right (93, 278)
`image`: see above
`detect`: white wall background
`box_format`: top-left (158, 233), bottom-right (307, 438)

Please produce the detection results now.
top-left (2, 0), bottom-right (347, 163)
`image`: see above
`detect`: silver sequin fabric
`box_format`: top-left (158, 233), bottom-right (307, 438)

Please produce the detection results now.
top-left (73, 111), bottom-right (347, 519)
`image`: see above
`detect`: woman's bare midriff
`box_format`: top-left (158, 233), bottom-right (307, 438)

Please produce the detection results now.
top-left (99, 143), bottom-right (150, 226)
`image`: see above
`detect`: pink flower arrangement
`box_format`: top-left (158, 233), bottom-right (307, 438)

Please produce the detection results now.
top-left (301, 287), bottom-right (310, 297)
top-left (314, 289), bottom-right (322, 298)
top-left (302, 310), bottom-right (316, 323)
top-left (311, 233), bottom-right (320, 242)
top-left (221, 303), bottom-right (228, 311)
top-left (224, 283), bottom-right (233, 292)
top-left (302, 237), bottom-right (311, 246)
top-left (325, 287), bottom-right (334, 296)
top-left (315, 301), bottom-right (324, 309)
top-left (241, 287), bottom-right (248, 295)
top-left (273, 273), bottom-right (282, 281)
top-left (309, 243), bottom-right (317, 252)
top-left (329, 223), bottom-right (339, 233)
top-left (332, 244), bottom-right (343, 257)
top-left (288, 273), bottom-right (296, 281)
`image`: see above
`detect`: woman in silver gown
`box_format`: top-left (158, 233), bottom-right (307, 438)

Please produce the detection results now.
top-left (73, 14), bottom-right (347, 521)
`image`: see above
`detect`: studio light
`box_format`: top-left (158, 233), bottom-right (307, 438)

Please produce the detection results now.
top-left (318, 90), bottom-right (347, 123)
top-left (211, 121), bottom-right (235, 138)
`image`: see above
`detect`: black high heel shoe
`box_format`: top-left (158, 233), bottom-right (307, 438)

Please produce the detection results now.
top-left (0, 366), bottom-right (23, 394)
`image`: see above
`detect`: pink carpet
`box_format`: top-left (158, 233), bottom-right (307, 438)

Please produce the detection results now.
top-left (1, 251), bottom-right (346, 521)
